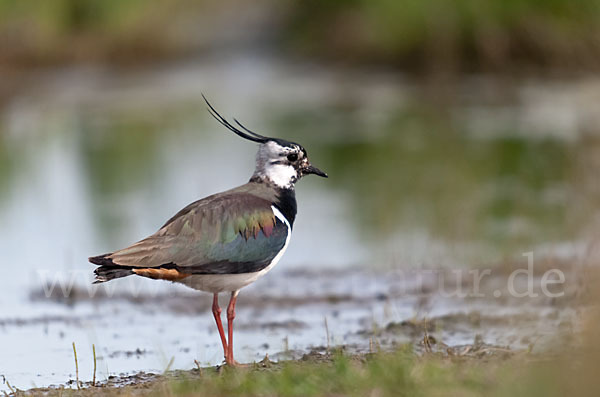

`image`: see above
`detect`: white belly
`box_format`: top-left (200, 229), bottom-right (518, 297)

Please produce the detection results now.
top-left (178, 205), bottom-right (291, 293)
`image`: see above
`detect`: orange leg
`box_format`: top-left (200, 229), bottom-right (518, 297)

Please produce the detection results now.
top-left (212, 293), bottom-right (228, 360)
top-left (226, 290), bottom-right (240, 366)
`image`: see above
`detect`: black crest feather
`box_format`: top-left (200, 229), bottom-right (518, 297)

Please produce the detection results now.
top-left (202, 94), bottom-right (271, 143)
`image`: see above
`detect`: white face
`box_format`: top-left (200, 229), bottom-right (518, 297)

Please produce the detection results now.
top-left (254, 141), bottom-right (305, 189)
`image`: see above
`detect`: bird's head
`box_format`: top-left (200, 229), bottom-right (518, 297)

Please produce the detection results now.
top-left (204, 96), bottom-right (327, 189)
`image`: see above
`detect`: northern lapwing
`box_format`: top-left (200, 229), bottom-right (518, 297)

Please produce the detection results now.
top-left (89, 96), bottom-right (327, 366)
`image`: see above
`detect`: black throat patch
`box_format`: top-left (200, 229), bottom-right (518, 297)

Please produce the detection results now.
top-left (249, 176), bottom-right (298, 226)
top-left (274, 187), bottom-right (297, 227)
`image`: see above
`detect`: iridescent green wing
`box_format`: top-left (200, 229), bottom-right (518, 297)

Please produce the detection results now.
top-left (105, 191), bottom-right (289, 274)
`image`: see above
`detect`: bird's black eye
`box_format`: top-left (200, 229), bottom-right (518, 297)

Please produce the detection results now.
top-left (287, 153), bottom-right (298, 162)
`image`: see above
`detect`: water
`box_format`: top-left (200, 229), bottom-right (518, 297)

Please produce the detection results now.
top-left (0, 54), bottom-right (597, 390)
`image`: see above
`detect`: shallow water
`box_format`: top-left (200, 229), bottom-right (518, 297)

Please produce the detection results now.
top-left (4, 267), bottom-right (581, 390)
top-left (0, 54), bottom-right (597, 390)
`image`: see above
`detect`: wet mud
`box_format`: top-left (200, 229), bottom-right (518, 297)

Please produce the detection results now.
top-left (1, 265), bottom-right (584, 392)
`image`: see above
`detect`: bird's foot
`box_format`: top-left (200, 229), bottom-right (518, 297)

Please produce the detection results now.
top-left (219, 358), bottom-right (249, 369)
top-left (226, 359), bottom-right (249, 368)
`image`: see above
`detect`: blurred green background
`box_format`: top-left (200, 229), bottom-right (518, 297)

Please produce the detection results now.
top-left (1, 1), bottom-right (600, 394)
top-left (1, 0), bottom-right (599, 71)
top-left (1, 0), bottom-right (599, 270)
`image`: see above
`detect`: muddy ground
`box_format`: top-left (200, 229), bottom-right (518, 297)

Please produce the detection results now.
top-left (20, 343), bottom-right (524, 395)
top-left (0, 262), bottom-right (585, 393)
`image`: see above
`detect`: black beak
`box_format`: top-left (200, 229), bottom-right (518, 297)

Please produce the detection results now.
top-left (303, 164), bottom-right (328, 178)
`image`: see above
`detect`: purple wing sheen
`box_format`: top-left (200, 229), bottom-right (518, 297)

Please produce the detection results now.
top-left (91, 186), bottom-right (289, 275)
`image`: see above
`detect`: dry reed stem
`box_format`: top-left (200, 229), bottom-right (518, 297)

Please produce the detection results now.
top-left (324, 316), bottom-right (330, 355)
top-left (92, 344), bottom-right (97, 387)
top-left (72, 342), bottom-right (80, 390)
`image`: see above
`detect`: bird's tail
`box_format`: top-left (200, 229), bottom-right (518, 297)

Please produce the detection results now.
top-left (89, 254), bottom-right (134, 284)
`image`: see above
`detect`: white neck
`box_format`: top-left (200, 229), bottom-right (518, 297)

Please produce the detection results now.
top-left (259, 163), bottom-right (297, 189)
top-left (252, 141), bottom-right (298, 189)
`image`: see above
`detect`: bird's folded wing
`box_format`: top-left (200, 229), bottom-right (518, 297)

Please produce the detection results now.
top-left (102, 193), bottom-right (288, 274)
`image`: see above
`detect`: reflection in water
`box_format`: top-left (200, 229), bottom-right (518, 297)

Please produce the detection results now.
top-left (80, 117), bottom-right (166, 238)
top-left (0, 56), bottom-right (598, 389)
top-left (308, 106), bottom-right (587, 262)
top-left (0, 59), bottom-right (598, 286)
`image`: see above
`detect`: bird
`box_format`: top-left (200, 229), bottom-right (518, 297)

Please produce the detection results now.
top-left (89, 96), bottom-right (327, 366)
